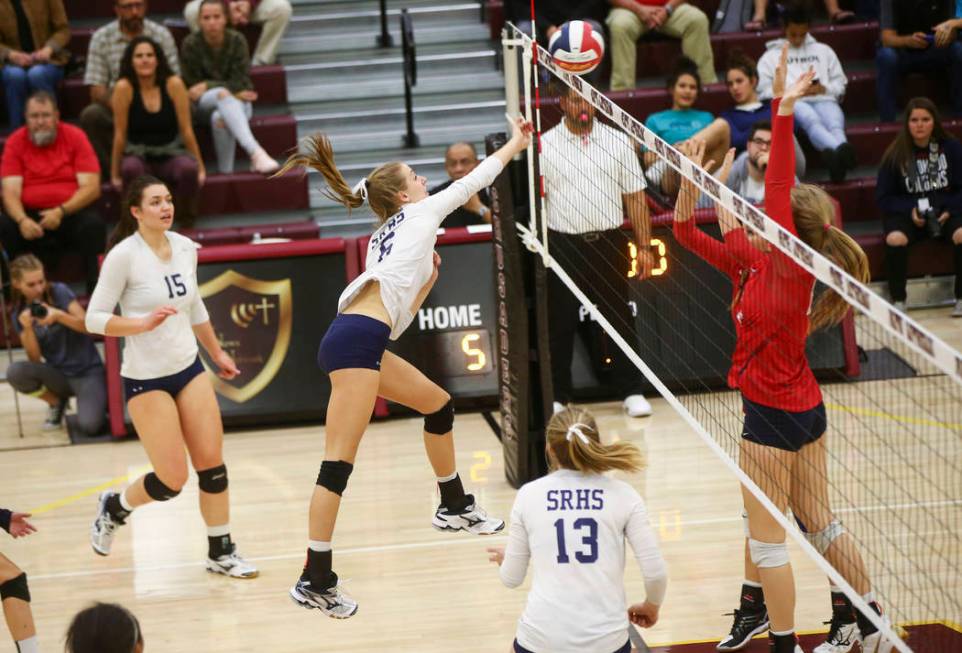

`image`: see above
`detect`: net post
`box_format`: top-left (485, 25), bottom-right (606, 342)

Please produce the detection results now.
top-left (488, 133), bottom-right (549, 488)
top-left (501, 28), bottom-right (520, 133)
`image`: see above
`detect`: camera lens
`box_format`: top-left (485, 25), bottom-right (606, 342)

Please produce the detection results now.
top-left (30, 301), bottom-right (47, 319)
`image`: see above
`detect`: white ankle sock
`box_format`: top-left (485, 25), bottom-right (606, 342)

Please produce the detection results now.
top-left (436, 471), bottom-right (458, 483)
top-left (743, 579), bottom-right (763, 588)
top-left (770, 629), bottom-right (795, 636)
top-left (207, 524), bottom-right (230, 538)
top-left (862, 590), bottom-right (876, 604)
top-left (119, 490), bottom-right (134, 512)
top-left (308, 540), bottom-right (331, 552)
top-left (16, 635), bottom-right (39, 653)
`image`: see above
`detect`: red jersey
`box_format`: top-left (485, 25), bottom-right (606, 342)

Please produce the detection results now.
top-left (0, 123), bottom-right (100, 211)
top-left (673, 100), bottom-right (822, 412)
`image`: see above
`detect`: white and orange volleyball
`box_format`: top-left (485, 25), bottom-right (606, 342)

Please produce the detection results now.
top-left (547, 20), bottom-right (605, 75)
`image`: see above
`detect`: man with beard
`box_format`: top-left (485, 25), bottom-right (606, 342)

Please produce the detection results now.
top-left (80, 0), bottom-right (180, 170)
top-left (428, 142), bottom-right (492, 228)
top-left (0, 91), bottom-right (104, 294)
top-left (540, 83), bottom-right (655, 418)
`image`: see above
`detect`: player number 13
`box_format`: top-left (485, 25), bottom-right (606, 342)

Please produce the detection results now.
top-left (554, 517), bottom-right (599, 564)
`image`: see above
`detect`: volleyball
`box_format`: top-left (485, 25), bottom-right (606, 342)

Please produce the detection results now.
top-left (548, 20), bottom-right (605, 75)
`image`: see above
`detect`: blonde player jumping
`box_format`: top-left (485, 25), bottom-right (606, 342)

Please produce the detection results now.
top-left (486, 405), bottom-right (668, 653)
top-left (86, 176), bottom-right (257, 579)
top-left (274, 117), bottom-right (532, 618)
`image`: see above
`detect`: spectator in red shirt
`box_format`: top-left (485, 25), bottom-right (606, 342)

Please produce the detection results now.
top-left (0, 91), bottom-right (104, 293)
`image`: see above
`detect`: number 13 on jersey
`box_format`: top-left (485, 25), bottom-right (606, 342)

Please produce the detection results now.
top-left (554, 517), bottom-right (599, 563)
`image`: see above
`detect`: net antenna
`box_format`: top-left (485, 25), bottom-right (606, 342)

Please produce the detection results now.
top-left (506, 24), bottom-right (962, 653)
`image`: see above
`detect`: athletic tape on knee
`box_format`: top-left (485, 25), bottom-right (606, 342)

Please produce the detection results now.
top-left (197, 464), bottom-right (228, 493)
top-left (316, 460), bottom-right (353, 496)
top-left (0, 573), bottom-right (30, 602)
top-left (802, 519), bottom-right (845, 555)
top-left (423, 398), bottom-right (454, 435)
top-left (144, 471), bottom-right (181, 501)
top-left (749, 538), bottom-right (790, 568)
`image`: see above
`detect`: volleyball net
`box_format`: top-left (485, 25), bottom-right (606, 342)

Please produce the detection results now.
top-left (500, 24), bottom-right (961, 651)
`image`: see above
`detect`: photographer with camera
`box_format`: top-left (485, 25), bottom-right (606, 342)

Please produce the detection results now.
top-left (6, 254), bottom-right (106, 434)
top-left (877, 97), bottom-right (962, 315)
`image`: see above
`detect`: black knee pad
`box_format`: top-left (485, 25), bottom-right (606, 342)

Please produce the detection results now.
top-left (197, 464), bottom-right (228, 494)
top-left (0, 572), bottom-right (30, 603)
top-left (144, 471), bottom-right (181, 501)
top-left (316, 460), bottom-right (353, 496)
top-left (423, 398), bottom-right (454, 435)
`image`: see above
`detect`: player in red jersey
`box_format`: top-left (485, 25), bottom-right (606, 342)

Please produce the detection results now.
top-left (672, 45), bottom-right (892, 653)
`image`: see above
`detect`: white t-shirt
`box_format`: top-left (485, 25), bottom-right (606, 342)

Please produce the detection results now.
top-left (85, 231), bottom-right (210, 379)
top-left (338, 156), bottom-right (504, 340)
top-left (540, 120), bottom-right (647, 234)
top-left (740, 174), bottom-right (766, 205)
top-left (500, 469), bottom-right (668, 653)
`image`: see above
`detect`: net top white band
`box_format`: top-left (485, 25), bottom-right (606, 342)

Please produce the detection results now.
top-left (513, 25), bottom-right (962, 391)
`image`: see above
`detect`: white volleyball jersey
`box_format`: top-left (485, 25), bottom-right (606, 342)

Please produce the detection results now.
top-left (500, 469), bottom-right (667, 653)
top-left (86, 231), bottom-right (210, 379)
top-left (337, 156), bottom-right (504, 340)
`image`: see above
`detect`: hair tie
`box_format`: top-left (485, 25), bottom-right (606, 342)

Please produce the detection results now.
top-left (566, 423), bottom-right (592, 445)
top-left (352, 178), bottom-right (369, 201)
top-left (823, 222), bottom-right (832, 232)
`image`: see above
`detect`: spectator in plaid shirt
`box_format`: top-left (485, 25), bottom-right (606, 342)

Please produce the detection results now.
top-left (79, 0), bottom-right (180, 171)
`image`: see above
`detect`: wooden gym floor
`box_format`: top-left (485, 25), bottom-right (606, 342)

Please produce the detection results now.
top-left (0, 308), bottom-right (959, 652)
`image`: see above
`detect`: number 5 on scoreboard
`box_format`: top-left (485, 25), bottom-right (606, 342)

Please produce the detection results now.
top-left (461, 333), bottom-right (487, 371)
top-left (628, 239), bottom-right (668, 278)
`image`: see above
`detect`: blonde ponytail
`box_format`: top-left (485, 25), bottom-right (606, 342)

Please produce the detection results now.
top-left (789, 184), bottom-right (870, 332)
top-left (810, 225), bottom-right (870, 331)
top-left (546, 405), bottom-right (645, 474)
top-left (275, 133), bottom-right (409, 223)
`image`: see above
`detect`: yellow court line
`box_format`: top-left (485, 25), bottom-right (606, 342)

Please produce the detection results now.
top-left (28, 465), bottom-right (152, 516)
top-left (825, 401), bottom-right (962, 432)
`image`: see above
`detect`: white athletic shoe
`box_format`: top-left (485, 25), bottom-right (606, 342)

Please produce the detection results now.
top-left (860, 625), bottom-right (895, 653)
top-left (42, 399), bottom-right (67, 431)
top-left (952, 299), bottom-right (962, 318)
top-left (433, 495), bottom-right (504, 535)
top-left (290, 575), bottom-right (358, 619)
top-left (90, 492), bottom-right (123, 556)
top-left (813, 620), bottom-right (860, 653)
top-left (623, 394), bottom-right (652, 417)
top-left (206, 545), bottom-right (259, 578)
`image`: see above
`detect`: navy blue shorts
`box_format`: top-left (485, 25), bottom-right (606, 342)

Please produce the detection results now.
top-left (317, 313), bottom-right (391, 373)
top-left (123, 356), bottom-right (205, 402)
top-left (742, 397), bottom-right (827, 452)
top-left (513, 639), bottom-right (630, 653)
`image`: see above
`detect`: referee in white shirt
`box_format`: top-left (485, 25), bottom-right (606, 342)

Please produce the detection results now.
top-left (541, 84), bottom-right (655, 417)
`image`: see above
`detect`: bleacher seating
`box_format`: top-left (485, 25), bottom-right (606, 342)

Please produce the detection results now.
top-left (0, 0), bottom-right (308, 290)
top-left (499, 3), bottom-right (960, 289)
